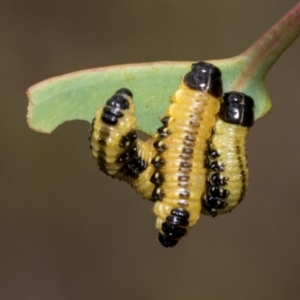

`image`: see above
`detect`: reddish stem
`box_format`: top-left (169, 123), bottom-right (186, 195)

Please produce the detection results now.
top-left (233, 2), bottom-right (300, 90)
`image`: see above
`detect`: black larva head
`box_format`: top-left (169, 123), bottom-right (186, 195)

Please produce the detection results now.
top-left (184, 61), bottom-right (223, 98)
top-left (220, 92), bottom-right (255, 127)
top-left (106, 88), bottom-right (133, 110)
top-left (115, 88), bottom-right (133, 98)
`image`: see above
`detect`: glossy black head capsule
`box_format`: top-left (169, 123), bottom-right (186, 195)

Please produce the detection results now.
top-left (220, 92), bottom-right (254, 127)
top-left (115, 88), bottom-right (133, 98)
top-left (105, 88), bottom-right (132, 110)
top-left (184, 61), bottom-right (223, 98)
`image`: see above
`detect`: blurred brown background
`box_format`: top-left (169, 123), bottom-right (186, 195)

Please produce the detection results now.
top-left (1, 0), bottom-right (300, 299)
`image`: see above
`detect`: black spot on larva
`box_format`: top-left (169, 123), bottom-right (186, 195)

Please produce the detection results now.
top-left (209, 161), bottom-right (225, 172)
top-left (98, 128), bottom-right (109, 146)
top-left (180, 161), bottom-right (192, 168)
top-left (179, 188), bottom-right (190, 198)
top-left (153, 140), bottom-right (167, 153)
top-left (184, 61), bottom-right (223, 98)
top-left (178, 175), bottom-right (189, 182)
top-left (209, 186), bottom-right (229, 199)
top-left (182, 147), bottom-right (193, 154)
top-left (157, 126), bottom-right (169, 138)
top-left (150, 172), bottom-right (164, 186)
top-left (158, 233), bottom-right (178, 248)
top-left (180, 153), bottom-right (193, 160)
top-left (117, 149), bottom-right (132, 163)
top-left (189, 120), bottom-right (200, 127)
top-left (151, 156), bottom-right (165, 168)
top-left (183, 139), bottom-right (195, 147)
top-left (122, 159), bottom-right (147, 178)
top-left (185, 134), bottom-right (196, 142)
top-left (185, 130), bottom-right (197, 136)
top-left (209, 149), bottom-right (219, 158)
top-left (151, 187), bottom-right (164, 201)
top-left (97, 137), bottom-right (106, 146)
top-left (118, 145), bottom-right (148, 178)
top-left (210, 173), bottom-right (228, 186)
top-left (202, 195), bottom-right (228, 217)
top-left (161, 116), bottom-right (170, 125)
top-left (119, 131), bottom-right (137, 147)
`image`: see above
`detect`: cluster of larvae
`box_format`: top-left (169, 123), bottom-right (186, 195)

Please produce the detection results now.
top-left (90, 61), bottom-right (254, 248)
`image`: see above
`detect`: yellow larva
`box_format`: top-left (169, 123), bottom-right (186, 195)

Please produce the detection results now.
top-left (151, 61), bottom-right (223, 247)
top-left (202, 92), bottom-right (254, 217)
top-left (90, 88), bottom-right (157, 199)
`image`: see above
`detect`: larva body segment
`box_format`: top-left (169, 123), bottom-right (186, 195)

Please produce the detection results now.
top-left (202, 92), bottom-right (254, 217)
top-left (152, 62), bottom-right (223, 247)
top-left (90, 88), bottom-right (157, 199)
top-left (132, 137), bottom-right (158, 199)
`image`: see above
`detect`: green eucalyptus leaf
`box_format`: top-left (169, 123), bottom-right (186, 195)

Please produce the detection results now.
top-left (26, 57), bottom-right (270, 135)
top-left (26, 2), bottom-right (300, 135)
top-left (27, 62), bottom-right (190, 135)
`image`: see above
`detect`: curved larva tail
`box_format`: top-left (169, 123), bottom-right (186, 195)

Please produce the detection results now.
top-left (89, 88), bottom-right (157, 199)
